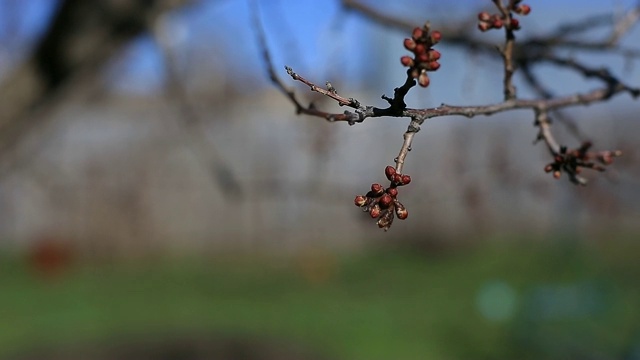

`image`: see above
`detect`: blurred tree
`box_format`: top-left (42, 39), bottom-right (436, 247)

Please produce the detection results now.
top-left (0, 0), bottom-right (189, 156)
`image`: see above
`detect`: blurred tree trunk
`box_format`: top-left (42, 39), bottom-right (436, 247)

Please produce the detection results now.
top-left (0, 0), bottom-right (191, 160)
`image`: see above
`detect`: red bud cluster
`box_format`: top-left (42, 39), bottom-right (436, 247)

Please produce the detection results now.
top-left (543, 141), bottom-right (622, 185)
top-left (477, 2), bottom-right (530, 32)
top-left (400, 23), bottom-right (442, 88)
top-left (354, 166), bottom-right (411, 230)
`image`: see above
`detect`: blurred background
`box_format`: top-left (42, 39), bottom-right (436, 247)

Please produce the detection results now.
top-left (0, 0), bottom-right (639, 359)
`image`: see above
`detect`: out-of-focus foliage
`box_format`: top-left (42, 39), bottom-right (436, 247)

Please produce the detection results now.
top-left (2, 238), bottom-right (640, 360)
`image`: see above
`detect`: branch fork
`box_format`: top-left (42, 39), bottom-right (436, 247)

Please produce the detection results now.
top-left (256, 0), bottom-right (639, 230)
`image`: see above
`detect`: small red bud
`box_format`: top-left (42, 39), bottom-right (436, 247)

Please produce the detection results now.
top-left (427, 61), bottom-right (440, 71)
top-left (401, 174), bottom-right (412, 185)
top-left (354, 195), bottom-right (367, 207)
top-left (392, 174), bottom-right (402, 184)
top-left (418, 72), bottom-right (430, 87)
top-left (400, 56), bottom-right (414, 67)
top-left (478, 21), bottom-right (491, 32)
top-left (371, 183), bottom-right (384, 195)
top-left (544, 164), bottom-right (554, 173)
top-left (386, 187), bottom-right (398, 198)
top-left (429, 30), bottom-right (442, 44)
top-left (427, 49), bottom-right (441, 61)
top-left (403, 38), bottom-right (416, 51)
top-left (379, 194), bottom-right (393, 209)
top-left (492, 18), bottom-right (503, 28)
top-left (412, 27), bottom-right (424, 40)
top-left (376, 210), bottom-right (394, 231)
top-left (414, 43), bottom-right (426, 55)
top-left (510, 18), bottom-right (520, 29)
top-left (395, 201), bottom-right (408, 220)
top-left (553, 170), bottom-right (561, 179)
top-left (516, 4), bottom-right (531, 15)
top-left (369, 204), bottom-right (381, 218)
top-left (417, 52), bottom-right (429, 63)
top-left (384, 166), bottom-right (396, 180)
top-left (478, 12), bottom-right (491, 22)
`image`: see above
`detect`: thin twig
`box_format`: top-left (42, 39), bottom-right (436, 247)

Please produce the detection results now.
top-left (535, 109), bottom-right (560, 155)
top-left (493, 0), bottom-right (517, 100)
top-left (341, 0), bottom-right (415, 31)
top-left (154, 15), bottom-right (243, 198)
top-left (253, 6), bottom-right (364, 123)
top-left (609, 6), bottom-right (640, 44)
top-left (538, 55), bottom-right (638, 94)
top-left (408, 83), bottom-right (638, 121)
top-left (285, 66), bottom-right (360, 108)
top-left (280, 64), bottom-right (638, 123)
top-left (519, 63), bottom-right (587, 141)
top-left (395, 126), bottom-right (416, 174)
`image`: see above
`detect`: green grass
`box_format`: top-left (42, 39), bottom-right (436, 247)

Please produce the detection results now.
top-left (1, 240), bottom-right (640, 359)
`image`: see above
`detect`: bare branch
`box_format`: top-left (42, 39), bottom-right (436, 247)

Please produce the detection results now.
top-left (341, 0), bottom-right (414, 31)
top-left (519, 63), bottom-right (587, 141)
top-left (609, 5), bottom-right (640, 44)
top-left (284, 67), bottom-right (360, 108)
top-left (407, 83), bottom-right (638, 121)
top-left (535, 109), bottom-right (561, 155)
top-left (262, 1), bottom-right (639, 230)
top-left (394, 129), bottom-right (415, 174)
top-left (492, 0), bottom-right (518, 100)
top-left (154, 20), bottom-right (243, 198)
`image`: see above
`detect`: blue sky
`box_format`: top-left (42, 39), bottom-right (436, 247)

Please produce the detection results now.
top-left (1, 0), bottom-right (638, 101)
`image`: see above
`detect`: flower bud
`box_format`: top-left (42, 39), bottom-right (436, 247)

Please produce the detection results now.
top-left (400, 56), bottom-right (414, 67)
top-left (510, 18), bottom-right (520, 29)
top-left (386, 187), bottom-right (398, 198)
top-left (414, 44), bottom-right (426, 55)
top-left (371, 183), bottom-right (384, 196)
top-left (600, 153), bottom-right (613, 164)
top-left (418, 72), bottom-right (430, 87)
top-left (429, 31), bottom-right (442, 44)
top-left (544, 164), bottom-right (554, 173)
top-left (478, 21), bottom-right (491, 32)
top-left (478, 12), bottom-right (491, 22)
top-left (401, 174), bottom-right (412, 185)
top-left (395, 201), bottom-right (408, 220)
top-left (515, 4), bottom-right (531, 15)
top-left (379, 194), bottom-right (393, 209)
top-left (376, 210), bottom-right (395, 231)
top-left (427, 49), bottom-right (441, 61)
top-left (492, 18), bottom-right (503, 28)
top-left (369, 204), bottom-right (381, 218)
top-left (392, 174), bottom-right (402, 185)
top-left (553, 170), bottom-right (561, 179)
top-left (384, 166), bottom-right (396, 180)
top-left (354, 195), bottom-right (367, 207)
top-left (403, 38), bottom-right (416, 51)
top-left (412, 27), bottom-right (424, 41)
top-left (427, 61), bottom-right (440, 71)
